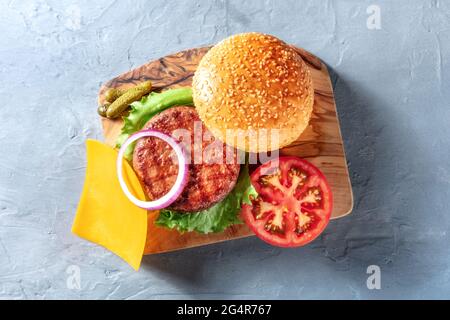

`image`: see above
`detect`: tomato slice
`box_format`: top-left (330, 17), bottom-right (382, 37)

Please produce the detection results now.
top-left (241, 156), bottom-right (332, 247)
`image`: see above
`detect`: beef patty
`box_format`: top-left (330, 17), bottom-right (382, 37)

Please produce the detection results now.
top-left (132, 106), bottom-right (240, 212)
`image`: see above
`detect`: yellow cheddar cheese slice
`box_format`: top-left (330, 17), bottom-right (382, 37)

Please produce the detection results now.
top-left (72, 139), bottom-right (147, 270)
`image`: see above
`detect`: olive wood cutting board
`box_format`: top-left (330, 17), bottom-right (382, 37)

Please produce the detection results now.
top-left (98, 46), bottom-right (353, 255)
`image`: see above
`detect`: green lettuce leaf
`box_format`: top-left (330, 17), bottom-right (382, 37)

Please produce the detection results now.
top-left (155, 164), bottom-right (256, 234)
top-left (116, 87), bottom-right (193, 160)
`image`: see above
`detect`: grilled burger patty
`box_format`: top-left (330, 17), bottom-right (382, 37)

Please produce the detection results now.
top-left (132, 106), bottom-right (240, 212)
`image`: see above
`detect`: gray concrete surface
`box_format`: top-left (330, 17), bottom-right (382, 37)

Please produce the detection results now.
top-left (1, 0), bottom-right (449, 299)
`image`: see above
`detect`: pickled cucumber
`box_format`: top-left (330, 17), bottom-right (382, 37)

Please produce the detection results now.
top-left (105, 81), bottom-right (152, 119)
top-left (97, 103), bottom-right (110, 117)
top-left (104, 88), bottom-right (125, 103)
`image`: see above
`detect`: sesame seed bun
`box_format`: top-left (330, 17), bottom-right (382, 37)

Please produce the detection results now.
top-left (192, 32), bottom-right (314, 153)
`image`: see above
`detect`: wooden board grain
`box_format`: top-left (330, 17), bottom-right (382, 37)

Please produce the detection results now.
top-left (98, 46), bottom-right (353, 255)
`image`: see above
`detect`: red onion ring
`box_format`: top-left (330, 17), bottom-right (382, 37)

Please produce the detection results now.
top-left (116, 129), bottom-right (188, 210)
